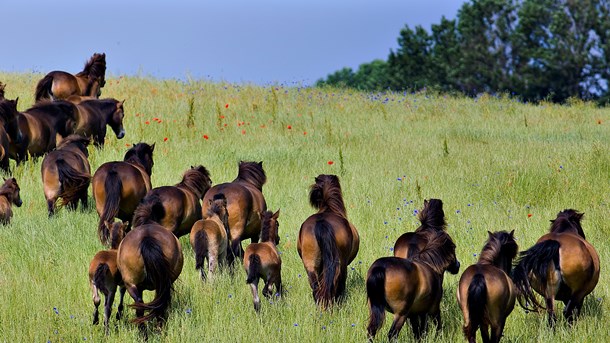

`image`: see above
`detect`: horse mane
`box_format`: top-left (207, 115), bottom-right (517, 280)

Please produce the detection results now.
top-left (549, 209), bottom-right (586, 239)
top-left (178, 165), bottom-right (212, 199)
top-left (478, 230), bottom-right (518, 274)
top-left (0, 82), bottom-right (5, 99)
top-left (416, 198), bottom-right (446, 232)
top-left (56, 134), bottom-right (90, 153)
top-left (206, 193), bottom-right (229, 230)
top-left (412, 231), bottom-right (457, 275)
top-left (234, 161), bottom-right (266, 190)
top-left (259, 210), bottom-right (279, 244)
top-left (132, 194), bottom-right (165, 228)
top-left (124, 142), bottom-right (154, 175)
top-left (309, 174), bottom-right (347, 217)
top-left (76, 53), bottom-right (106, 83)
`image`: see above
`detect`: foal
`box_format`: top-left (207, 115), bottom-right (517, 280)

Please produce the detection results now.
top-left (0, 177), bottom-right (22, 224)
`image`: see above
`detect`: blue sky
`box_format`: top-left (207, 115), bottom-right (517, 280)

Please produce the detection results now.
top-left (1, 0), bottom-right (467, 85)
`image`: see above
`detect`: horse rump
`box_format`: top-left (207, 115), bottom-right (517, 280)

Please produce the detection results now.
top-left (93, 263), bottom-right (111, 295)
top-left (35, 74), bottom-right (55, 102)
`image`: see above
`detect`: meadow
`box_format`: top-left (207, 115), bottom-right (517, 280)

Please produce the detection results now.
top-left (0, 72), bottom-right (608, 342)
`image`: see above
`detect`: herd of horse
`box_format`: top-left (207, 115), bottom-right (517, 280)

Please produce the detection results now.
top-left (0, 54), bottom-right (602, 341)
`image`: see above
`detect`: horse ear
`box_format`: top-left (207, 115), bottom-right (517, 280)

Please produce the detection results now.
top-left (150, 143), bottom-right (155, 151)
top-left (258, 161), bottom-right (263, 166)
top-left (509, 229), bottom-right (515, 237)
top-left (14, 97), bottom-right (19, 105)
top-left (487, 230), bottom-right (493, 237)
top-left (273, 209), bottom-right (280, 219)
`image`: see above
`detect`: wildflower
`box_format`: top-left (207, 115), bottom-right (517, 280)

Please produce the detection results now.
top-left (327, 161), bottom-right (334, 165)
top-left (145, 121), bottom-right (150, 125)
top-left (303, 131), bottom-right (307, 135)
top-left (203, 135), bottom-right (209, 140)
top-left (287, 125), bottom-right (292, 129)
top-left (163, 137), bottom-right (168, 142)
top-left (242, 130), bottom-right (246, 135)
top-left (527, 214), bottom-right (532, 218)
top-left (225, 103), bottom-right (229, 108)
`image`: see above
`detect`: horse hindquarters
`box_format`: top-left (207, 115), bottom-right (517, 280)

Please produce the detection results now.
top-left (245, 254), bottom-right (262, 311)
top-left (366, 264), bottom-right (387, 340)
top-left (463, 273), bottom-right (488, 343)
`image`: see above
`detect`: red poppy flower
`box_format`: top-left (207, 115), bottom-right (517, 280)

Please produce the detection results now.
top-left (303, 131), bottom-right (307, 135)
top-left (225, 103), bottom-right (229, 108)
top-left (287, 125), bottom-right (292, 129)
top-left (203, 135), bottom-right (209, 140)
top-left (145, 121), bottom-right (150, 125)
top-left (163, 137), bottom-right (168, 142)
top-left (220, 115), bottom-right (225, 119)
top-left (527, 213), bottom-right (532, 218)
top-left (241, 129), bottom-right (246, 135)
top-left (327, 161), bottom-right (334, 165)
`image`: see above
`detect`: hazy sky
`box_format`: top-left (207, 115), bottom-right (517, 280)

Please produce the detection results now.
top-left (1, 0), bottom-right (466, 85)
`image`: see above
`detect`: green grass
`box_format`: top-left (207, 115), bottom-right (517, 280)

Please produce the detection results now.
top-left (0, 73), bottom-right (608, 342)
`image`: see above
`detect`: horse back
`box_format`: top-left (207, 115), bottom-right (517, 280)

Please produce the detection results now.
top-left (393, 232), bottom-right (427, 259)
top-left (46, 71), bottom-right (81, 99)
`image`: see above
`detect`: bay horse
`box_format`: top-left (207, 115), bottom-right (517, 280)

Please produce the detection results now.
top-left (35, 53), bottom-right (106, 101)
top-left (92, 142), bottom-right (154, 245)
top-left (0, 98), bottom-right (24, 172)
top-left (0, 177), bottom-right (22, 224)
top-left (513, 209), bottom-right (600, 326)
top-left (41, 135), bottom-right (91, 216)
top-left (89, 220), bottom-right (128, 335)
top-left (190, 193), bottom-right (230, 281)
top-left (394, 198), bottom-right (447, 259)
top-left (67, 96), bottom-right (126, 147)
top-left (133, 165), bottom-right (212, 237)
top-left (366, 230), bottom-right (460, 341)
top-left (201, 161), bottom-right (267, 264)
top-left (297, 174), bottom-right (360, 308)
top-left (457, 230), bottom-right (518, 343)
top-left (117, 202), bottom-right (183, 334)
top-left (243, 209), bottom-right (282, 312)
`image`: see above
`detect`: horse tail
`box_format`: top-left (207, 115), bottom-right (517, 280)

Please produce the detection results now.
top-left (314, 219), bottom-right (341, 307)
top-left (246, 254), bottom-right (261, 284)
top-left (56, 158), bottom-right (91, 207)
top-left (366, 263), bottom-right (387, 340)
top-left (132, 194), bottom-right (165, 228)
top-left (193, 230), bottom-right (209, 271)
top-left (35, 74), bottom-right (54, 102)
top-left (464, 273), bottom-right (487, 338)
top-left (512, 240), bottom-right (560, 311)
top-left (98, 169), bottom-right (122, 244)
top-left (131, 236), bottom-right (174, 325)
top-left (93, 263), bottom-right (110, 295)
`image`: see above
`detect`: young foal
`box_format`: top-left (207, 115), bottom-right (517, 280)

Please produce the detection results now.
top-left (0, 177), bottom-right (22, 224)
top-left (189, 194), bottom-right (230, 281)
top-left (243, 209), bottom-right (282, 312)
top-left (88, 221), bottom-right (128, 335)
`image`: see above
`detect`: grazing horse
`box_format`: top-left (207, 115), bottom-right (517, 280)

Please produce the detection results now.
top-left (190, 193), bottom-right (230, 281)
top-left (89, 220), bottom-right (128, 335)
top-left (92, 142), bottom-right (154, 245)
top-left (297, 174), bottom-right (360, 308)
top-left (41, 135), bottom-right (91, 216)
top-left (0, 98), bottom-right (24, 172)
top-left (133, 165), bottom-right (212, 237)
top-left (243, 209), bottom-right (282, 312)
top-left (117, 201), bottom-right (183, 334)
top-left (457, 230), bottom-right (518, 343)
top-left (394, 198), bottom-right (447, 259)
top-left (67, 96), bottom-right (126, 147)
top-left (35, 53), bottom-right (106, 101)
top-left (0, 177), bottom-right (22, 224)
top-left (201, 161), bottom-right (267, 264)
top-left (366, 230), bottom-right (460, 341)
top-left (513, 209), bottom-right (600, 326)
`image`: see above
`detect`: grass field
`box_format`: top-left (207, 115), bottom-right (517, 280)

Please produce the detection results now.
top-left (0, 72), bottom-right (608, 342)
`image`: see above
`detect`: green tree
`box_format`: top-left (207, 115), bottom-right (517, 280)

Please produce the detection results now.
top-left (386, 25), bottom-right (433, 90)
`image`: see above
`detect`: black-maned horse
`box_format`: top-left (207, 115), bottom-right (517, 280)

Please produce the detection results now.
top-left (35, 53), bottom-right (106, 101)
top-left (68, 96), bottom-right (126, 147)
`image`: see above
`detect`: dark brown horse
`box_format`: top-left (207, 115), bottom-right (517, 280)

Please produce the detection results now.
top-left (41, 135), bottom-right (91, 216)
top-left (457, 230), bottom-right (518, 343)
top-left (92, 142), bottom-right (154, 245)
top-left (244, 209), bottom-right (282, 312)
top-left (0, 177), bottom-right (22, 224)
top-left (0, 98), bottom-right (24, 171)
top-left (201, 161), bottom-right (267, 264)
top-left (297, 174), bottom-right (360, 308)
top-left (133, 165), bottom-right (212, 237)
top-left (366, 229), bottom-right (460, 341)
top-left (190, 193), bottom-right (230, 281)
top-left (35, 53), bottom-right (106, 101)
top-left (513, 209), bottom-right (600, 326)
top-left (394, 198), bottom-right (447, 259)
top-left (117, 202), bottom-right (183, 334)
top-left (68, 96), bottom-right (126, 147)
top-left (89, 220), bottom-right (128, 335)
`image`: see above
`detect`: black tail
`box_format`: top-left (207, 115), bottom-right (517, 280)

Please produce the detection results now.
top-left (513, 240), bottom-right (561, 311)
top-left (193, 230), bottom-right (209, 270)
top-left (98, 169), bottom-right (122, 244)
top-left (35, 74), bottom-right (54, 102)
top-left (314, 219), bottom-right (341, 307)
top-left (366, 264), bottom-right (387, 340)
top-left (464, 273), bottom-right (487, 338)
top-left (93, 263), bottom-right (110, 295)
top-left (56, 158), bottom-right (91, 207)
top-left (246, 254), bottom-right (261, 284)
top-left (132, 194), bottom-right (166, 228)
top-left (131, 236), bottom-right (174, 325)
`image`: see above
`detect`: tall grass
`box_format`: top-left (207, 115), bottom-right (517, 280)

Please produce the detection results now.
top-left (0, 73), bottom-right (608, 342)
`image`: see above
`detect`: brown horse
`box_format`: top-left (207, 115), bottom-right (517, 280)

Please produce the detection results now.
top-left (117, 202), bottom-right (183, 334)
top-left (0, 177), bottom-right (22, 224)
top-left (67, 96), bottom-right (126, 147)
top-left (244, 209), bottom-right (282, 312)
top-left (457, 230), bottom-right (518, 343)
top-left (201, 161), bottom-right (267, 264)
top-left (297, 174), bottom-right (360, 308)
top-left (35, 53), bottom-right (106, 101)
top-left (190, 193), bottom-right (230, 281)
top-left (92, 142), bottom-right (154, 245)
top-left (513, 209), bottom-right (600, 326)
top-left (41, 135), bottom-right (91, 216)
top-left (9, 100), bottom-right (77, 163)
top-left (0, 98), bottom-right (24, 172)
top-left (133, 165), bottom-right (212, 237)
top-left (89, 220), bottom-right (128, 335)
top-left (394, 198), bottom-right (447, 259)
top-left (366, 229), bottom-right (460, 341)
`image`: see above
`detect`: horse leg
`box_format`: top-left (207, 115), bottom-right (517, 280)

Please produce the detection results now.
top-left (336, 265), bottom-right (348, 301)
top-left (92, 284), bottom-right (101, 325)
top-left (208, 254), bottom-right (218, 280)
top-left (306, 271), bottom-right (320, 303)
top-left (116, 286), bottom-right (126, 321)
top-left (47, 199), bottom-right (56, 217)
top-left (408, 316), bottom-right (420, 339)
top-left (545, 296), bottom-right (557, 327)
top-left (387, 314), bottom-right (407, 341)
top-left (417, 313), bottom-right (429, 340)
top-left (103, 288), bottom-right (116, 335)
top-left (249, 278), bottom-right (261, 312)
top-left (480, 323), bottom-right (491, 343)
top-left (79, 189), bottom-right (89, 211)
top-left (563, 294), bottom-right (584, 325)
top-left (490, 320), bottom-right (506, 343)
top-left (127, 286), bottom-right (145, 333)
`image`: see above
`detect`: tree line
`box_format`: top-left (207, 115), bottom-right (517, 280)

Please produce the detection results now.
top-left (317, 0), bottom-right (610, 104)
